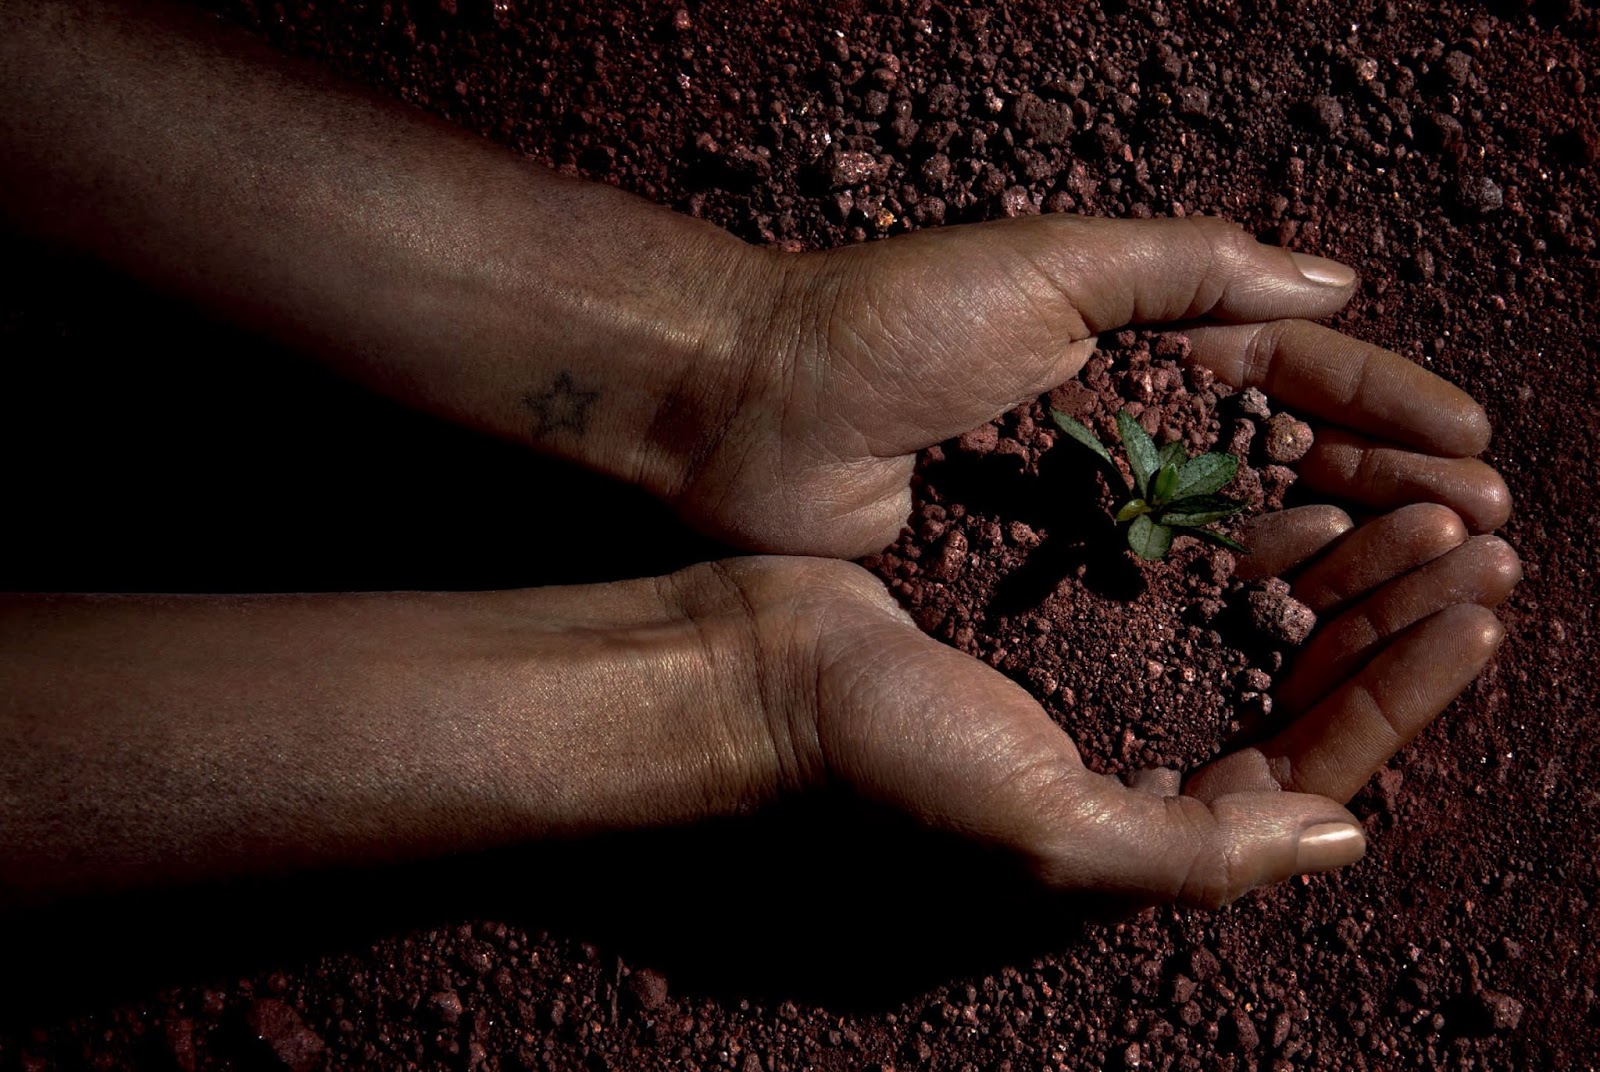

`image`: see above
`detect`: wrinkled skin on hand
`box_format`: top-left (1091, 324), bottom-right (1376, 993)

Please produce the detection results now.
top-left (648, 214), bottom-right (1519, 905)
top-left (676, 215), bottom-right (1510, 559)
top-left (0, 3), bottom-right (1519, 911)
top-left (689, 509), bottom-right (1514, 907)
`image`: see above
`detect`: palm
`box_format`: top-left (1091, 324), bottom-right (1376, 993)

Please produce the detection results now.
top-left (801, 500), bottom-right (1515, 906)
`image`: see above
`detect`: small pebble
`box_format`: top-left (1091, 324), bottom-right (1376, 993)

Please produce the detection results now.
top-left (958, 423), bottom-right (999, 455)
top-left (828, 149), bottom-right (887, 188)
top-left (1231, 1008), bottom-right (1260, 1050)
top-left (1263, 413), bottom-right (1314, 463)
top-left (1246, 579), bottom-right (1316, 647)
top-left (246, 999), bottom-right (326, 1072)
top-left (1456, 174), bottom-right (1504, 215)
top-left (1238, 387), bottom-right (1271, 419)
top-left (1304, 94), bottom-right (1345, 135)
top-left (629, 968), bottom-right (671, 1012)
top-left (427, 990), bottom-right (463, 1025)
top-left (1477, 990), bottom-right (1524, 1031)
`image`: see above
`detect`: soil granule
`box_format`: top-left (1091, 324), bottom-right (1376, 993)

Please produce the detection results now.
top-left (1, 1), bottom-right (1596, 1070)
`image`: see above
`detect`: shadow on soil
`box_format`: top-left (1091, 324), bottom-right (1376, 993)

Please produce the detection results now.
top-left (914, 434), bottom-right (1146, 615)
top-left (0, 800), bottom-right (1127, 1021)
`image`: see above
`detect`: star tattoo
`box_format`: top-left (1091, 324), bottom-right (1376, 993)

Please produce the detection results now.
top-left (523, 371), bottom-right (600, 439)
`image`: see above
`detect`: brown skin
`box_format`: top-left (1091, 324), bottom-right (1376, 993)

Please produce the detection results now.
top-left (0, 0), bottom-right (1509, 556)
top-left (0, 0), bottom-right (1518, 909)
top-left (0, 549), bottom-right (1504, 911)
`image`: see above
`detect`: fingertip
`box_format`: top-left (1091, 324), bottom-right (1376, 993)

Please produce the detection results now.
top-left (1467, 468), bottom-right (1513, 532)
top-left (1474, 605), bottom-right (1508, 654)
top-left (1232, 505), bottom-right (1356, 581)
top-left (1267, 502), bottom-right (1357, 539)
top-left (1400, 502), bottom-right (1470, 555)
top-left (1486, 615), bottom-right (1508, 653)
top-left (1417, 383), bottom-right (1492, 458)
top-left (1294, 819), bottom-right (1367, 874)
top-left (1194, 219), bottom-right (1358, 322)
top-left (1319, 504), bottom-right (1358, 538)
top-left (1467, 535), bottom-right (1524, 603)
top-left (1456, 401), bottom-right (1494, 457)
top-left (1431, 602), bottom-right (1506, 660)
top-left (1287, 251), bottom-right (1358, 290)
top-left (1188, 792), bottom-right (1367, 907)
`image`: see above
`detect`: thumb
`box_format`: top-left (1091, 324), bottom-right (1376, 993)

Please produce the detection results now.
top-left (815, 613), bottom-right (1364, 908)
top-left (1019, 214), bottom-right (1357, 335)
top-left (1035, 774), bottom-right (1366, 908)
top-left (824, 214), bottom-right (1357, 454)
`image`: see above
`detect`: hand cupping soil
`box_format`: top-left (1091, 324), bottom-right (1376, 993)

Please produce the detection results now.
top-left (863, 330), bottom-right (1320, 775)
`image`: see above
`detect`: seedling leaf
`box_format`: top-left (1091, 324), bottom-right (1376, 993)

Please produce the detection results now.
top-left (1195, 528), bottom-right (1249, 553)
top-left (1115, 409), bottom-right (1159, 498)
top-left (1173, 452), bottom-right (1237, 500)
top-left (1161, 499), bottom-right (1249, 527)
top-left (1151, 463), bottom-right (1179, 505)
top-left (1162, 494), bottom-right (1242, 514)
top-left (1050, 409), bottom-right (1115, 468)
top-left (1127, 515), bottom-right (1174, 560)
top-left (1059, 403), bottom-right (1253, 561)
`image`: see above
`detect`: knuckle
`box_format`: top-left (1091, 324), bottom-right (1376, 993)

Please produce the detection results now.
top-left (1352, 443), bottom-right (1390, 497)
top-left (1180, 216), bottom-right (1251, 318)
top-left (1166, 796), bottom-right (1237, 908)
top-left (1242, 319), bottom-right (1292, 388)
top-left (1184, 213), bottom-right (1249, 247)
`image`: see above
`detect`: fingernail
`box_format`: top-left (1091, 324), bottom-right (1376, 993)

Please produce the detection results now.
top-left (1295, 821), bottom-right (1366, 873)
top-left (1289, 252), bottom-right (1357, 288)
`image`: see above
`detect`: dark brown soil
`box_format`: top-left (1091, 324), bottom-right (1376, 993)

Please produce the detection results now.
top-left (2, 1), bottom-right (1597, 1070)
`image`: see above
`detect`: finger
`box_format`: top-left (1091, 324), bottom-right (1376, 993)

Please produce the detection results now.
top-left (1276, 537), bottom-right (1521, 715)
top-left (815, 607), bottom-right (1364, 908)
top-left (1298, 428), bottom-right (1512, 533)
top-left (1184, 748), bottom-right (1293, 800)
top-left (831, 216), bottom-right (1355, 452)
top-left (1036, 775), bottom-right (1365, 909)
top-left (1291, 503), bottom-right (1467, 613)
top-left (1232, 504), bottom-right (1354, 581)
top-left (1189, 604), bottom-right (1504, 806)
top-left (1184, 320), bottom-right (1491, 456)
top-left (1124, 767), bottom-right (1182, 797)
top-left (1032, 215), bottom-right (1359, 330)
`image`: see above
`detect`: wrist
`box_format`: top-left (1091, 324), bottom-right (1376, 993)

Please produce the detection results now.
top-left (0, 578), bottom-right (816, 900)
top-left (600, 226), bottom-right (792, 503)
top-left (462, 174), bottom-right (795, 507)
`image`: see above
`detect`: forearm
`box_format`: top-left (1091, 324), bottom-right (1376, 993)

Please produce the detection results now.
top-left (0, 572), bottom-right (801, 907)
top-left (0, 0), bottom-right (772, 495)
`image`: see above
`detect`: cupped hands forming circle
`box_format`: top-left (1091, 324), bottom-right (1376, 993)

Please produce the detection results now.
top-left (0, 0), bottom-right (1516, 910)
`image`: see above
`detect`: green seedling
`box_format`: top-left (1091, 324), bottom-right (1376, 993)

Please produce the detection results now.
top-left (1050, 407), bottom-right (1248, 561)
